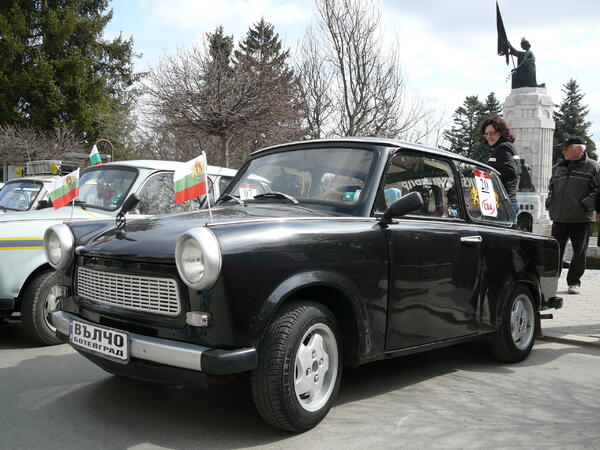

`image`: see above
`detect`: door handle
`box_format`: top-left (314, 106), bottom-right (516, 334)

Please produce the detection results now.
top-left (461, 235), bottom-right (482, 244)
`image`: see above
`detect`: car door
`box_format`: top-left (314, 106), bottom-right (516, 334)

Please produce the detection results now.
top-left (456, 161), bottom-right (519, 327)
top-left (381, 152), bottom-right (481, 350)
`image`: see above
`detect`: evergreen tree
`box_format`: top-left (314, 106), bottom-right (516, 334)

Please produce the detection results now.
top-left (231, 18), bottom-right (303, 153)
top-left (443, 95), bottom-right (488, 162)
top-left (553, 79), bottom-right (597, 161)
top-left (0, 0), bottom-right (138, 142)
top-left (234, 18), bottom-right (290, 75)
top-left (482, 92), bottom-right (502, 117)
top-left (208, 25), bottom-right (234, 65)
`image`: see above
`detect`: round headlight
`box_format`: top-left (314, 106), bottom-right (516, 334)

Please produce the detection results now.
top-left (46, 230), bottom-right (62, 265)
top-left (43, 224), bottom-right (74, 270)
top-left (176, 227), bottom-right (221, 290)
top-left (179, 238), bottom-right (205, 283)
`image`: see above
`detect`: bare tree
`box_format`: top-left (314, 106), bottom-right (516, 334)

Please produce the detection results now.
top-left (296, 25), bottom-right (335, 139)
top-left (143, 24), bottom-right (304, 168)
top-left (0, 125), bottom-right (85, 164)
top-left (296, 0), bottom-right (445, 143)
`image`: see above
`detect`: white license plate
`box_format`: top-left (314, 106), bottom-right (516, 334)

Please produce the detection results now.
top-left (69, 320), bottom-right (129, 362)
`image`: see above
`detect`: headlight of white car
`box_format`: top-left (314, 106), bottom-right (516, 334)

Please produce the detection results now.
top-left (43, 223), bottom-right (74, 270)
top-left (175, 227), bottom-right (221, 290)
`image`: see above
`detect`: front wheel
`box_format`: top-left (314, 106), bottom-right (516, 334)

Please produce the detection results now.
top-left (21, 269), bottom-right (62, 346)
top-left (251, 301), bottom-right (342, 432)
top-left (490, 285), bottom-right (536, 363)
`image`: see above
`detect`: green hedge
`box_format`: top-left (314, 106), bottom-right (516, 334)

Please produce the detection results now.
top-left (588, 255), bottom-right (600, 269)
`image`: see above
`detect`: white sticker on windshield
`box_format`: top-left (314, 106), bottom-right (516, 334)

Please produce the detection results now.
top-left (239, 184), bottom-right (257, 200)
top-left (473, 170), bottom-right (497, 217)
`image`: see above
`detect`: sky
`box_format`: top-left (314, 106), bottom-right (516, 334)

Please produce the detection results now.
top-left (104, 0), bottom-right (600, 144)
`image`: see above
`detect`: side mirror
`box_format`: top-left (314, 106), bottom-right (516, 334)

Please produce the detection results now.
top-left (37, 199), bottom-right (52, 209)
top-left (381, 191), bottom-right (424, 223)
top-left (120, 193), bottom-right (140, 215)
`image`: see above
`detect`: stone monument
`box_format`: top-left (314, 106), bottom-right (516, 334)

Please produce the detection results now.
top-left (496, 5), bottom-right (554, 233)
top-left (503, 87), bottom-right (554, 233)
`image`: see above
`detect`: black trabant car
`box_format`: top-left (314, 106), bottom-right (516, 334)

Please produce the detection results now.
top-left (47, 138), bottom-right (562, 432)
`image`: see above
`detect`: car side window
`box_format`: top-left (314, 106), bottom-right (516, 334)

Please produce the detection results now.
top-left (137, 172), bottom-right (202, 215)
top-left (376, 152), bottom-right (461, 219)
top-left (458, 162), bottom-right (513, 226)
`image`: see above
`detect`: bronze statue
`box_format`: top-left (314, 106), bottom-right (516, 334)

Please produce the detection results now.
top-left (508, 39), bottom-right (537, 89)
top-left (496, 2), bottom-right (543, 89)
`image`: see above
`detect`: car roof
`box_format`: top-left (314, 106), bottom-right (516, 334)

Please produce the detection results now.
top-left (83, 160), bottom-right (236, 176)
top-left (252, 137), bottom-right (496, 173)
top-left (4, 175), bottom-right (58, 184)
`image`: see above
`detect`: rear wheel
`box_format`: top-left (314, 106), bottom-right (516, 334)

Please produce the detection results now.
top-left (490, 285), bottom-right (536, 362)
top-left (21, 269), bottom-right (62, 346)
top-left (251, 301), bottom-right (342, 432)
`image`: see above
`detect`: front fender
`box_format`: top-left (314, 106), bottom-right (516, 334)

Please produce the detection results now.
top-left (0, 249), bottom-right (49, 299)
top-left (253, 270), bottom-right (370, 358)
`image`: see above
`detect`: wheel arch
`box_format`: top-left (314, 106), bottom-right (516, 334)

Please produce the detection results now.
top-left (16, 262), bottom-right (53, 309)
top-left (494, 278), bottom-right (541, 326)
top-left (255, 271), bottom-right (368, 367)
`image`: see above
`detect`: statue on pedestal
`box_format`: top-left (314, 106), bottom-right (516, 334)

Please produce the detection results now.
top-left (508, 39), bottom-right (537, 89)
top-left (496, 2), bottom-right (544, 88)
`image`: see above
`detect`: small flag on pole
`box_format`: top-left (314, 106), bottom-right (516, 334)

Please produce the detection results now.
top-left (174, 153), bottom-right (208, 205)
top-left (48, 168), bottom-right (80, 210)
top-left (89, 144), bottom-right (102, 166)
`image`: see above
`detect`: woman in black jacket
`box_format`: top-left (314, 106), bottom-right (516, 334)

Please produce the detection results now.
top-left (480, 116), bottom-right (520, 215)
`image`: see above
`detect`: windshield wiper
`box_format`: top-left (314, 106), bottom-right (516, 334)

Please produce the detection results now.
top-left (253, 192), bottom-right (299, 204)
top-left (216, 194), bottom-right (245, 206)
top-left (73, 199), bottom-right (87, 210)
top-left (0, 205), bottom-right (6, 212)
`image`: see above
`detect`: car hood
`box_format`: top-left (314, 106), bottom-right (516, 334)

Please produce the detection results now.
top-left (79, 203), bottom-right (344, 261)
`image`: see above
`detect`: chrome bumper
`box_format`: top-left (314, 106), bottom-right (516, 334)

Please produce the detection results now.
top-left (51, 311), bottom-right (257, 375)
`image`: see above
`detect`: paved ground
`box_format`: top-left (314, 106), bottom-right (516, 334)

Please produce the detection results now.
top-left (541, 269), bottom-right (600, 348)
top-left (2, 327), bottom-right (600, 449)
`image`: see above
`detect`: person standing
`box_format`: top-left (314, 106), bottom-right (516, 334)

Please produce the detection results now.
top-left (480, 116), bottom-right (520, 215)
top-left (546, 136), bottom-right (600, 294)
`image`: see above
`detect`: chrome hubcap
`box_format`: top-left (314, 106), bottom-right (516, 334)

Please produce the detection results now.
top-left (294, 323), bottom-right (338, 412)
top-left (510, 294), bottom-right (534, 350)
top-left (43, 288), bottom-right (59, 333)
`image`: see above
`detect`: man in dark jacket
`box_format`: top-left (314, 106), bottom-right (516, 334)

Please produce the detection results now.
top-left (546, 136), bottom-right (600, 294)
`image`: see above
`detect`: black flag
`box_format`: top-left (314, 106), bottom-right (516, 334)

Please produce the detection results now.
top-left (496, 1), bottom-right (510, 64)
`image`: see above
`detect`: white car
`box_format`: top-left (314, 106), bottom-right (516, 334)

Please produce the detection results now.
top-left (0, 175), bottom-right (59, 214)
top-left (0, 160), bottom-right (235, 345)
top-left (0, 161), bottom-right (83, 214)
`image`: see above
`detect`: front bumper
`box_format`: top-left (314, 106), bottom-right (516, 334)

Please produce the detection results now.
top-left (0, 297), bottom-right (15, 311)
top-left (51, 311), bottom-right (257, 376)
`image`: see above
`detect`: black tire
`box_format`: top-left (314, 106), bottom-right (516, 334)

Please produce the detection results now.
top-left (251, 301), bottom-right (342, 432)
top-left (21, 269), bottom-right (62, 346)
top-left (490, 285), bottom-right (536, 363)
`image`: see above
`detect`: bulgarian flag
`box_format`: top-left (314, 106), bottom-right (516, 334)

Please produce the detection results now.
top-left (174, 153), bottom-right (208, 205)
top-left (89, 144), bottom-right (102, 166)
top-left (48, 168), bottom-right (80, 210)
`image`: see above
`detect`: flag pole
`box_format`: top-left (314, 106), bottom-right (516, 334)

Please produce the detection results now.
top-left (203, 152), bottom-right (213, 223)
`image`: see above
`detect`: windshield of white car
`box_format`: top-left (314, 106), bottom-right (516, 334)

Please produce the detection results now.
top-left (0, 181), bottom-right (43, 211)
top-left (78, 168), bottom-right (137, 211)
top-left (225, 147), bottom-right (375, 206)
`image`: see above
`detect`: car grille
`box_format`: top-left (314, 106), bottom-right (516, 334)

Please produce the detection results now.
top-left (76, 267), bottom-right (181, 316)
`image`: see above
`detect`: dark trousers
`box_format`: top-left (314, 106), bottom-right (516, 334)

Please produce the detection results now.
top-left (551, 222), bottom-right (591, 286)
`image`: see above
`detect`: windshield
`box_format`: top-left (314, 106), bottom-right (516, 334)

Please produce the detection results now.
top-left (78, 168), bottom-right (137, 211)
top-left (226, 147), bottom-right (375, 205)
top-left (0, 181), bottom-right (43, 211)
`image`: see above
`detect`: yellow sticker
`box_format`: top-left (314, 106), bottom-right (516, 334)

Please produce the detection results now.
top-left (470, 186), bottom-right (479, 206)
